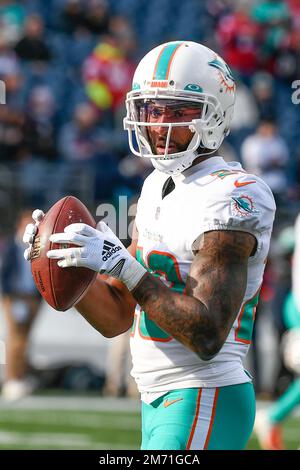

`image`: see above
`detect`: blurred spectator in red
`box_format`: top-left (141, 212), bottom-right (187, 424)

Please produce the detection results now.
top-left (23, 85), bottom-right (58, 161)
top-left (1, 210), bottom-right (41, 401)
top-left (82, 19), bottom-right (136, 123)
top-left (251, 0), bottom-right (291, 71)
top-left (216, 4), bottom-right (259, 77)
top-left (0, 0), bottom-right (25, 45)
top-left (287, 0), bottom-right (300, 30)
top-left (251, 71), bottom-right (276, 121)
top-left (83, 39), bottom-right (129, 112)
top-left (241, 120), bottom-right (289, 199)
top-left (14, 14), bottom-right (51, 63)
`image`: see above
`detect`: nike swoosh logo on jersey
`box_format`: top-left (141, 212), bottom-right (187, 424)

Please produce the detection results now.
top-left (234, 180), bottom-right (256, 188)
top-left (163, 398), bottom-right (183, 408)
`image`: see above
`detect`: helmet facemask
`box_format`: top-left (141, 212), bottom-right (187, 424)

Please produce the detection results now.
top-left (124, 90), bottom-right (228, 174)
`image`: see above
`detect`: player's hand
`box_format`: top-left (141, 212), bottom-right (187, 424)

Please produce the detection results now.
top-left (47, 222), bottom-right (147, 291)
top-left (23, 209), bottom-right (45, 261)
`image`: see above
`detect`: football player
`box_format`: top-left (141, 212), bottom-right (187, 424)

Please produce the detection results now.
top-left (24, 41), bottom-right (276, 449)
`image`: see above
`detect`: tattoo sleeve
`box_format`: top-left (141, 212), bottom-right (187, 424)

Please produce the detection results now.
top-left (132, 230), bottom-right (256, 360)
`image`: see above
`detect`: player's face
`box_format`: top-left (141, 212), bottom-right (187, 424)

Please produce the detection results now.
top-left (137, 100), bottom-right (203, 155)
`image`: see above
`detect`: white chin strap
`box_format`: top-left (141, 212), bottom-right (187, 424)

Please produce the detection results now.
top-left (151, 146), bottom-right (217, 175)
top-left (151, 150), bottom-right (197, 175)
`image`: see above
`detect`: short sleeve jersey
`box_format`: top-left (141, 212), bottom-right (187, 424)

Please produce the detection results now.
top-left (131, 156), bottom-right (276, 395)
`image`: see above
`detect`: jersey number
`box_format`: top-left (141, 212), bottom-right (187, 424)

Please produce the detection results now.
top-left (134, 247), bottom-right (185, 341)
top-left (235, 288), bottom-right (261, 344)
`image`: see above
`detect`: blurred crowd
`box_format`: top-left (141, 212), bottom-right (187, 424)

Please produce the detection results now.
top-left (0, 0), bottom-right (299, 216)
top-left (0, 0), bottom-right (299, 413)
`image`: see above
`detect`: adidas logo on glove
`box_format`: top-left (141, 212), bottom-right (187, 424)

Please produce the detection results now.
top-left (102, 240), bottom-right (122, 261)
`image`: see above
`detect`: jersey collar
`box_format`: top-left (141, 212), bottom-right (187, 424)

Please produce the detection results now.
top-left (172, 156), bottom-right (226, 184)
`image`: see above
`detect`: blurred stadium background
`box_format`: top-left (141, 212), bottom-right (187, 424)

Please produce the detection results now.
top-left (0, 0), bottom-right (299, 450)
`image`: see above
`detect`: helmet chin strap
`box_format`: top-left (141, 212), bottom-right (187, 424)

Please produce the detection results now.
top-left (151, 150), bottom-right (197, 175)
top-left (151, 145), bottom-right (216, 175)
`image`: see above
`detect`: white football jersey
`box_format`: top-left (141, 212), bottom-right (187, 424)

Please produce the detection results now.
top-left (131, 156), bottom-right (276, 401)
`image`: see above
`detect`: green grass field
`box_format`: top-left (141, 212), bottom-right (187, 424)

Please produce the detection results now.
top-left (0, 397), bottom-right (299, 450)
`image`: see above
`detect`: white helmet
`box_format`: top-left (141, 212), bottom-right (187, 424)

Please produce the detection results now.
top-left (124, 41), bottom-right (236, 175)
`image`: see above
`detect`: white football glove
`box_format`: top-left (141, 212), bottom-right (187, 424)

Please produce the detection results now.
top-left (47, 222), bottom-right (147, 291)
top-left (23, 209), bottom-right (45, 261)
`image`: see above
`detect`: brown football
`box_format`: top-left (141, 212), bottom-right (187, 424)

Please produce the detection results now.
top-left (30, 196), bottom-right (97, 311)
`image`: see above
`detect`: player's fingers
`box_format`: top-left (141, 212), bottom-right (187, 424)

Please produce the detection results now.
top-left (47, 248), bottom-right (75, 260)
top-left (32, 209), bottom-right (45, 224)
top-left (98, 221), bottom-right (113, 234)
top-left (49, 232), bottom-right (70, 244)
top-left (24, 247), bottom-right (31, 261)
top-left (25, 223), bottom-right (37, 235)
top-left (64, 223), bottom-right (96, 237)
top-left (23, 223), bottom-right (37, 244)
top-left (57, 255), bottom-right (77, 268)
top-left (57, 259), bottom-right (70, 268)
top-left (56, 248), bottom-right (83, 268)
top-left (49, 232), bottom-right (86, 246)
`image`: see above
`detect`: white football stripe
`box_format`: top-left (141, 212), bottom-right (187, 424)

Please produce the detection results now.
top-left (188, 388), bottom-right (217, 450)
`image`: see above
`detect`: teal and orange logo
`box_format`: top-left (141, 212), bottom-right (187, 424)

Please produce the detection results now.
top-left (209, 56), bottom-right (235, 93)
top-left (210, 169), bottom-right (246, 179)
top-left (231, 195), bottom-right (259, 217)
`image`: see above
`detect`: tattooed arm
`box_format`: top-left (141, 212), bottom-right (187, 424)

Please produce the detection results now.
top-left (132, 230), bottom-right (256, 360)
top-left (75, 227), bottom-right (138, 338)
